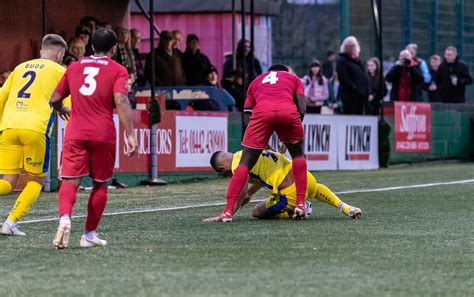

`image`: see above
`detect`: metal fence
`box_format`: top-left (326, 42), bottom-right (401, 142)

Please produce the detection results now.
top-left (272, 0), bottom-right (474, 101)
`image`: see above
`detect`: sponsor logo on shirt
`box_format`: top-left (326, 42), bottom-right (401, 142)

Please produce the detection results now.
top-left (25, 158), bottom-right (43, 167)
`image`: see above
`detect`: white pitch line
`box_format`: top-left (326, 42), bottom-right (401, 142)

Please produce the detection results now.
top-left (18, 179), bottom-right (474, 225)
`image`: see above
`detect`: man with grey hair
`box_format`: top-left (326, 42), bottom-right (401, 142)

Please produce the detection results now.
top-left (386, 49), bottom-right (424, 101)
top-left (436, 46), bottom-right (472, 103)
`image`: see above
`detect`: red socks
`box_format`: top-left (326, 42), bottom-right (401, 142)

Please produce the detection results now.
top-left (85, 186), bottom-right (108, 231)
top-left (292, 156), bottom-right (307, 206)
top-left (58, 182), bottom-right (78, 217)
top-left (224, 165), bottom-right (249, 214)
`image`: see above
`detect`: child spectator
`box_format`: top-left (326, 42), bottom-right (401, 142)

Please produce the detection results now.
top-left (302, 60), bottom-right (329, 113)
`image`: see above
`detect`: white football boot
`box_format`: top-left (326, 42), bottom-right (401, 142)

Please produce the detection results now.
top-left (1, 221), bottom-right (26, 236)
top-left (347, 206), bottom-right (362, 219)
top-left (80, 234), bottom-right (107, 248)
top-left (53, 217), bottom-right (71, 249)
top-left (305, 200), bottom-right (313, 219)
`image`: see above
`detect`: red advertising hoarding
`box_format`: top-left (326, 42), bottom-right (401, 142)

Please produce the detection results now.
top-left (394, 102), bottom-right (431, 153)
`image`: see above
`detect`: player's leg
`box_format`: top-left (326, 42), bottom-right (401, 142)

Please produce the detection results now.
top-left (2, 130), bottom-right (47, 236)
top-left (223, 112), bottom-right (271, 218)
top-left (251, 195), bottom-right (290, 219)
top-left (53, 139), bottom-right (89, 249)
top-left (0, 129), bottom-right (23, 195)
top-left (275, 110), bottom-right (307, 218)
top-left (79, 141), bottom-right (115, 248)
top-left (315, 182), bottom-right (362, 219)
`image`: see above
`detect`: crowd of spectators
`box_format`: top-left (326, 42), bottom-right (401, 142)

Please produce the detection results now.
top-left (1, 16), bottom-right (472, 115)
top-left (300, 36), bottom-right (473, 115)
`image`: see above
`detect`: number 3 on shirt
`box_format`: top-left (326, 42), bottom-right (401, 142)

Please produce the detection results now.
top-left (80, 67), bottom-right (100, 96)
top-left (262, 71), bottom-right (279, 85)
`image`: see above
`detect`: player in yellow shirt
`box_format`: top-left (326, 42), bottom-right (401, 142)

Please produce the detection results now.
top-left (205, 150), bottom-right (361, 221)
top-left (0, 34), bottom-right (68, 236)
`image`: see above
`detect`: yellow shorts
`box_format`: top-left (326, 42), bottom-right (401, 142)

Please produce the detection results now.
top-left (0, 129), bottom-right (49, 176)
top-left (264, 172), bottom-right (318, 216)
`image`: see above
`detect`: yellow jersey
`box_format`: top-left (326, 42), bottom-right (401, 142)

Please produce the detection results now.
top-left (0, 59), bottom-right (65, 136)
top-left (231, 150), bottom-right (293, 194)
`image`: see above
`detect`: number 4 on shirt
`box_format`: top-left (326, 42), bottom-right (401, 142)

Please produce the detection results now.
top-left (262, 71), bottom-right (279, 85)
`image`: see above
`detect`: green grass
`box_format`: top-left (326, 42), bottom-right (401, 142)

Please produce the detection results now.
top-left (1, 162), bottom-right (473, 297)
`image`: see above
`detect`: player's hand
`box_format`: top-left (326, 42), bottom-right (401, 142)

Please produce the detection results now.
top-left (292, 203), bottom-right (306, 220)
top-left (58, 106), bottom-right (71, 121)
top-left (203, 211), bottom-right (233, 222)
top-left (239, 194), bottom-right (251, 210)
top-left (126, 134), bottom-right (138, 157)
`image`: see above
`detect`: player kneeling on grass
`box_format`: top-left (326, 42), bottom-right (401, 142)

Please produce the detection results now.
top-left (204, 150), bottom-right (361, 221)
top-left (0, 34), bottom-right (67, 236)
top-left (50, 28), bottom-right (137, 249)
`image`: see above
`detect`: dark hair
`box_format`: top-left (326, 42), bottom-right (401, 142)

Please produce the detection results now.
top-left (62, 54), bottom-right (78, 67)
top-left (326, 50), bottom-right (335, 57)
top-left (92, 28), bottom-right (117, 53)
top-left (42, 34), bottom-right (68, 50)
top-left (268, 64), bottom-right (289, 72)
top-left (307, 60), bottom-right (323, 85)
top-left (80, 16), bottom-right (99, 26)
top-left (367, 57), bottom-right (382, 86)
top-left (210, 151), bottom-right (223, 173)
top-left (75, 25), bottom-right (91, 37)
top-left (186, 34), bottom-right (199, 44)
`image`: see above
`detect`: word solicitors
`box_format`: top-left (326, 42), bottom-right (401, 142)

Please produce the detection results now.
top-left (394, 102), bottom-right (431, 153)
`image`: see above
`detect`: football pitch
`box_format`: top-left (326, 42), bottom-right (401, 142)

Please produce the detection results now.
top-left (1, 162), bottom-right (473, 297)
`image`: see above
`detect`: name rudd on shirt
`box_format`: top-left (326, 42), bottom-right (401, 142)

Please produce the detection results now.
top-left (345, 125), bottom-right (371, 161)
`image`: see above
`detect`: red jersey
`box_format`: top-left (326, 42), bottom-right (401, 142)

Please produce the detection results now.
top-left (243, 71), bottom-right (304, 114)
top-left (55, 56), bottom-right (129, 143)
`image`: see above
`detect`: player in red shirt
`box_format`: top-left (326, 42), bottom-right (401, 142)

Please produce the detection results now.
top-left (205, 64), bottom-right (308, 222)
top-left (50, 28), bottom-right (138, 249)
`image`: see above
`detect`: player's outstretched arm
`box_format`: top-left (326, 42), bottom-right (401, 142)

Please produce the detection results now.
top-left (234, 183), bottom-right (262, 212)
top-left (114, 92), bottom-right (138, 156)
top-left (50, 91), bottom-right (70, 121)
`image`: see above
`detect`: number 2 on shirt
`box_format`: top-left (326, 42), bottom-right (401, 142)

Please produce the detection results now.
top-left (80, 67), bottom-right (100, 96)
top-left (261, 71), bottom-right (279, 85)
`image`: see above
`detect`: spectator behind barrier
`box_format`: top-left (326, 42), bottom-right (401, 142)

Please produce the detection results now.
top-left (222, 68), bottom-right (244, 112)
top-left (302, 60), bottom-right (329, 114)
top-left (172, 30), bottom-right (183, 57)
top-left (222, 39), bottom-right (262, 88)
top-left (322, 50), bottom-right (337, 81)
top-left (75, 25), bottom-right (93, 56)
top-left (385, 50), bottom-right (424, 102)
top-left (80, 16), bottom-right (99, 35)
top-left (182, 34), bottom-right (212, 86)
top-left (0, 70), bottom-right (11, 87)
top-left (130, 28), bottom-right (146, 87)
top-left (336, 36), bottom-right (370, 115)
top-left (67, 37), bottom-right (86, 59)
top-left (427, 54), bottom-right (442, 102)
top-left (436, 46), bottom-right (473, 104)
top-left (405, 43), bottom-right (431, 101)
top-left (366, 57), bottom-right (387, 115)
top-left (115, 27), bottom-right (137, 78)
top-left (145, 30), bottom-right (186, 87)
top-left (61, 55), bottom-right (78, 68)
top-left (186, 65), bottom-right (221, 112)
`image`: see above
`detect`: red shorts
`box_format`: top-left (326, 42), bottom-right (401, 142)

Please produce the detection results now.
top-left (60, 139), bottom-right (116, 182)
top-left (242, 110), bottom-right (304, 149)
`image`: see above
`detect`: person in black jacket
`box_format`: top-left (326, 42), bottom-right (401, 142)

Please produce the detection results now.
top-left (336, 36), bottom-right (370, 115)
top-left (222, 39), bottom-right (262, 88)
top-left (385, 50), bottom-right (424, 101)
top-left (366, 57), bottom-right (387, 115)
top-left (145, 31), bottom-right (186, 87)
top-left (436, 46), bottom-right (472, 103)
top-left (182, 34), bottom-right (212, 86)
top-left (427, 54), bottom-right (442, 102)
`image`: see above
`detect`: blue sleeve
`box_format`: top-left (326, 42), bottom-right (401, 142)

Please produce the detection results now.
top-left (420, 60), bottom-right (431, 84)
